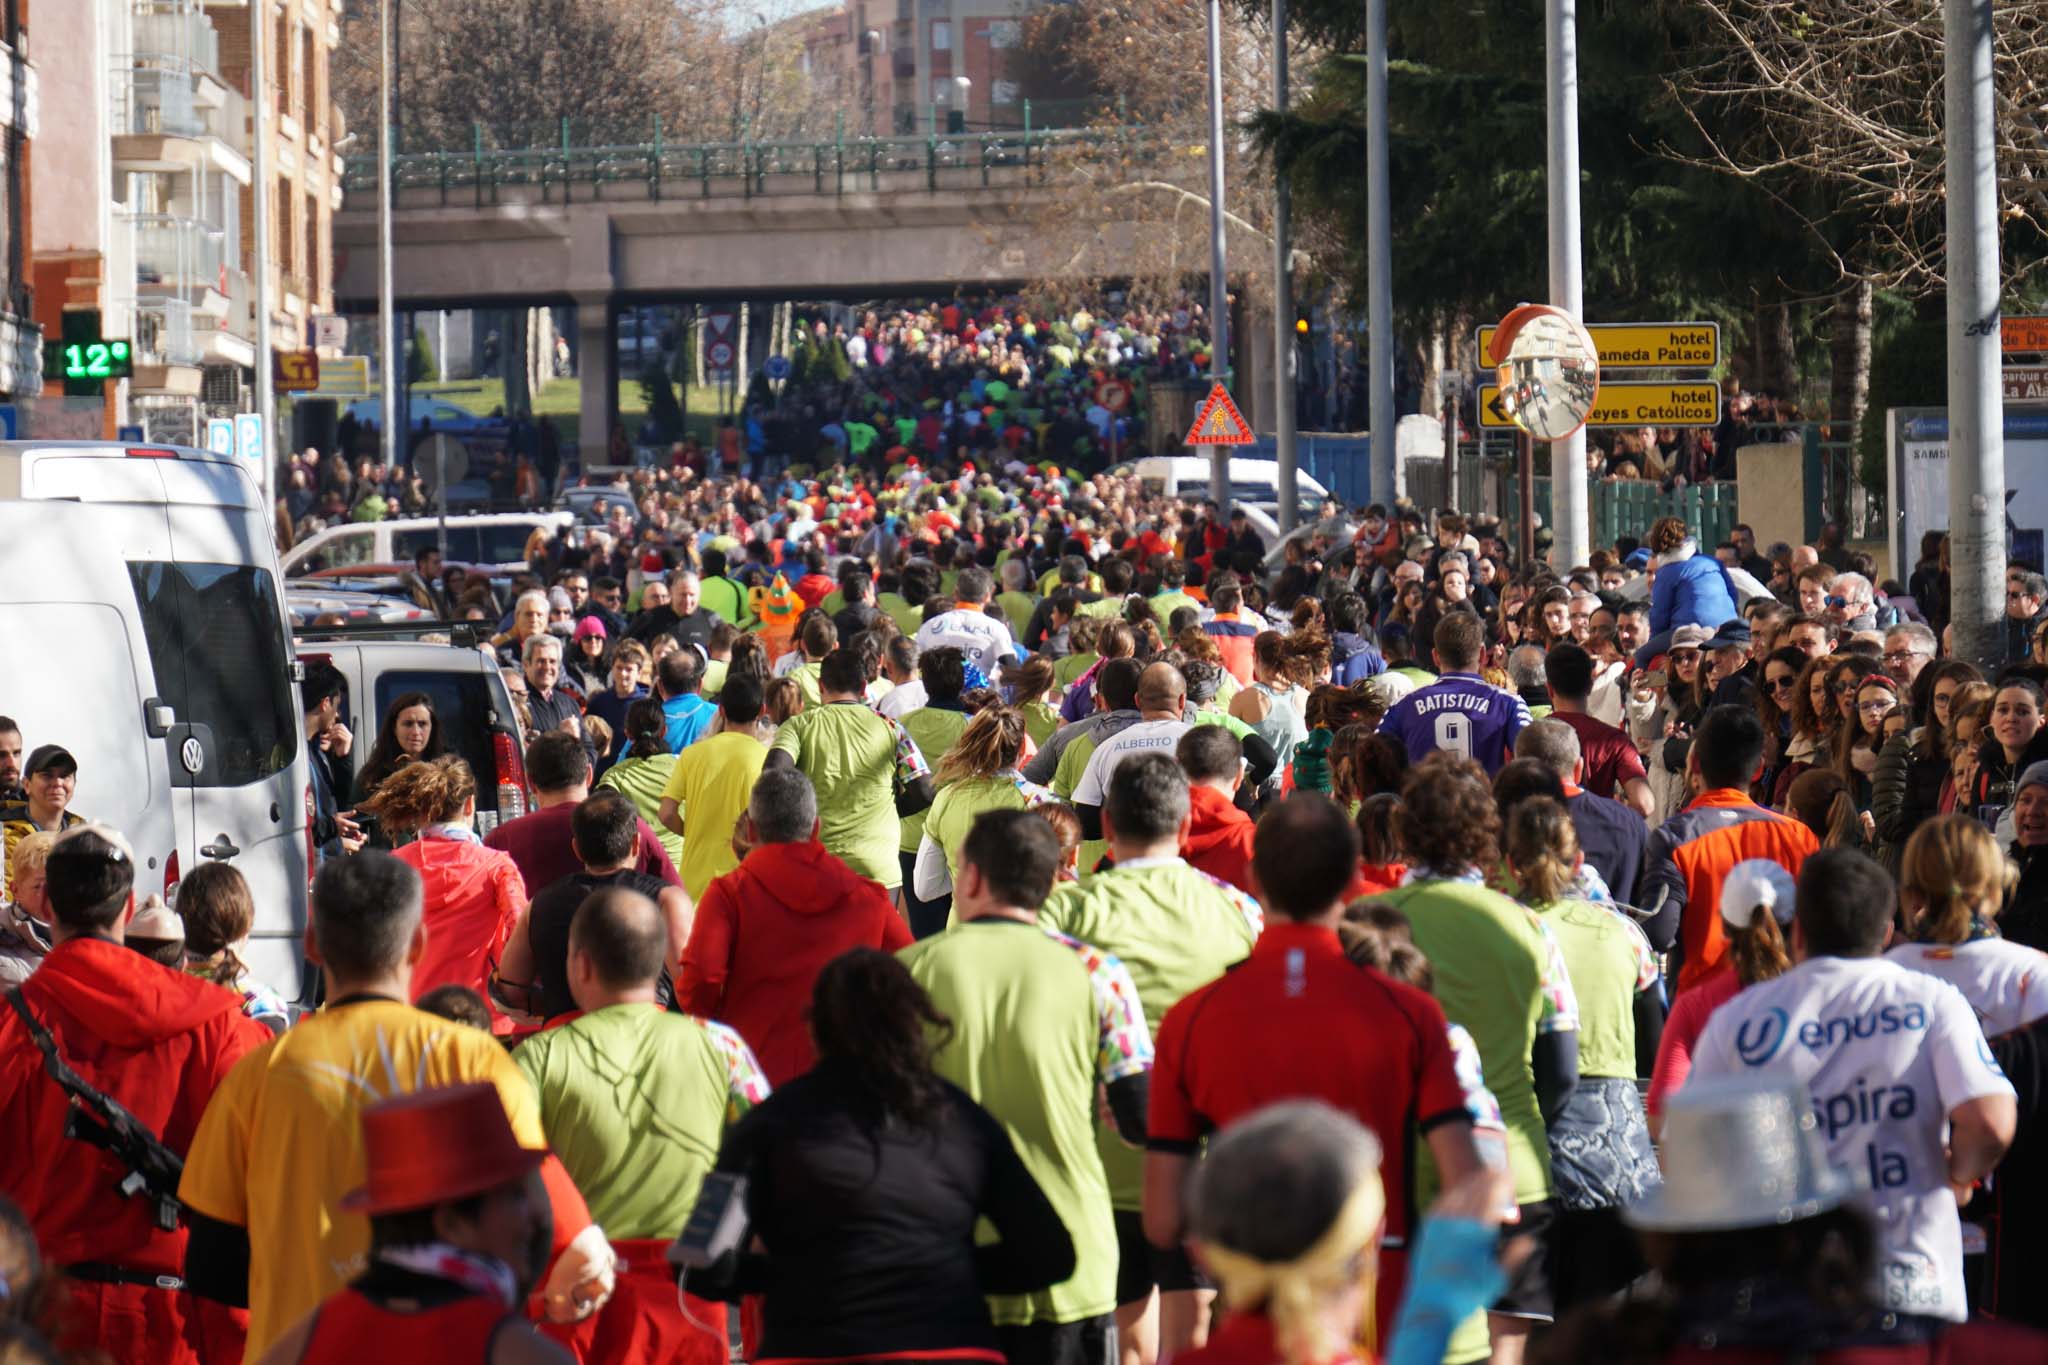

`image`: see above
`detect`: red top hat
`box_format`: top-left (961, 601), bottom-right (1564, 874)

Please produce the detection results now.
top-left (341, 1083), bottom-right (547, 1216)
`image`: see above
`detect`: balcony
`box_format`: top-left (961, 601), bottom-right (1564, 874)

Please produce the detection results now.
top-left (112, 68), bottom-right (252, 181)
top-left (131, 3), bottom-right (223, 84)
top-left (130, 213), bottom-right (228, 297)
top-left (136, 297), bottom-right (202, 367)
top-left (0, 311), bottom-right (43, 398)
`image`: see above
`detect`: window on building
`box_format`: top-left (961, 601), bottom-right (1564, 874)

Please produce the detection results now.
top-left (304, 191), bottom-right (318, 301)
top-left (302, 23), bottom-right (316, 128)
top-left (930, 19), bottom-right (949, 49)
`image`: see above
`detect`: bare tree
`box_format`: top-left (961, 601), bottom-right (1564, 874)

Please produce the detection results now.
top-left (332, 0), bottom-right (849, 154)
top-left (1666, 0), bottom-right (2048, 294)
top-left (1007, 0), bottom-right (1339, 318)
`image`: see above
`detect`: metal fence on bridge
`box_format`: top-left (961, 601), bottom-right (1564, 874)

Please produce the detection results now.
top-left (341, 120), bottom-right (1155, 208)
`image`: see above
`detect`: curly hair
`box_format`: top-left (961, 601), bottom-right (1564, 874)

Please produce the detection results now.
top-left (1646, 516), bottom-right (1690, 556)
top-left (358, 754), bottom-right (477, 834)
top-left (1397, 753), bottom-right (1499, 875)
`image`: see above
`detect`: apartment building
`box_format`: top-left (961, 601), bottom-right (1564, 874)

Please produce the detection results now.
top-left (28, 0), bottom-right (338, 442)
top-left (0, 0), bottom-right (38, 406)
top-left (810, 0), bottom-right (1040, 136)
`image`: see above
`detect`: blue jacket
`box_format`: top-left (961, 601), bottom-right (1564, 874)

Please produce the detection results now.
top-left (1329, 632), bottom-right (1387, 686)
top-left (1650, 550), bottom-right (1740, 635)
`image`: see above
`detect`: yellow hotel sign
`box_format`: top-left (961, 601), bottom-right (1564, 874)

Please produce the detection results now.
top-left (1478, 321), bottom-right (1720, 370)
top-left (1479, 381), bottom-right (1721, 430)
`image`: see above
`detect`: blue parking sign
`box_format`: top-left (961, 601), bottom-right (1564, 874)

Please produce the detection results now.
top-left (235, 412), bottom-right (264, 463)
top-left (207, 418), bottom-right (235, 455)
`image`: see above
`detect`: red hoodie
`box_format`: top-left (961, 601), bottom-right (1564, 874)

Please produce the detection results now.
top-left (397, 834), bottom-right (527, 1016)
top-left (0, 937), bottom-right (267, 1363)
top-left (1182, 783), bottom-right (1257, 895)
top-left (678, 839), bottom-right (911, 1085)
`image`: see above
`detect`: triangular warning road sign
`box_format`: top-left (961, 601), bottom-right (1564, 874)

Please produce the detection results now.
top-left (1184, 383), bottom-right (1256, 446)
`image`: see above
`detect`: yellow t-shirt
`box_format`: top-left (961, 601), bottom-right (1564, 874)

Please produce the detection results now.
top-left (177, 998), bottom-right (545, 1361)
top-left (660, 730), bottom-right (770, 901)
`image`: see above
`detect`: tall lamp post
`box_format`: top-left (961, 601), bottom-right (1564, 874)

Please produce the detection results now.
top-left (251, 0), bottom-right (275, 500)
top-left (1271, 0), bottom-right (1296, 535)
top-left (1545, 0), bottom-right (1589, 570)
top-left (1203, 0), bottom-right (1231, 509)
top-left (376, 0), bottom-right (398, 474)
top-left (1365, 0), bottom-right (1393, 507)
top-left (1944, 0), bottom-right (2006, 669)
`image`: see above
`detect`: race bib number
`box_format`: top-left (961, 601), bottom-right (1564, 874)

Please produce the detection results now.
top-left (1434, 712), bottom-right (1473, 760)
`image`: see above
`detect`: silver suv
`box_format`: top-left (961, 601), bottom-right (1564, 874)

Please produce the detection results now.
top-left (293, 630), bottom-right (531, 830)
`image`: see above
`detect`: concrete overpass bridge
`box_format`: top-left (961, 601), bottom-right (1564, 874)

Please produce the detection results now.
top-left (331, 129), bottom-right (1157, 453)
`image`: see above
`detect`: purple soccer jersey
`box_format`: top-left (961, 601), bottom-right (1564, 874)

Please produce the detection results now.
top-left (1378, 672), bottom-right (1532, 776)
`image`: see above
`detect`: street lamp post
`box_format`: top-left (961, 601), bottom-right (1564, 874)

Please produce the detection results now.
top-left (377, 0), bottom-right (398, 474)
top-left (251, 0), bottom-right (275, 501)
top-left (1365, 0), bottom-right (1393, 508)
top-left (1945, 0), bottom-right (2006, 669)
top-left (1545, 0), bottom-right (1589, 571)
top-left (1203, 0), bottom-right (1231, 510)
top-left (1271, 0), bottom-right (1297, 535)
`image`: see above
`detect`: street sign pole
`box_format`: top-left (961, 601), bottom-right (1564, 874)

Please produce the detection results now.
top-left (1203, 0), bottom-right (1232, 510)
top-left (1946, 0), bottom-right (2006, 671)
top-left (1518, 429), bottom-right (1536, 565)
top-left (1271, 0), bottom-right (1297, 536)
top-left (1545, 0), bottom-right (1588, 571)
top-left (1365, 0), bottom-right (1394, 507)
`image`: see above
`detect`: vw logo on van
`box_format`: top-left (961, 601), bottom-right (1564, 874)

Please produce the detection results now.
top-left (1736, 1006), bottom-right (1791, 1068)
top-left (179, 737), bottom-right (205, 775)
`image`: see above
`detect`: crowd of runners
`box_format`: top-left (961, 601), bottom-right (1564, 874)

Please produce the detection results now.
top-left (5, 450), bottom-right (2048, 1365)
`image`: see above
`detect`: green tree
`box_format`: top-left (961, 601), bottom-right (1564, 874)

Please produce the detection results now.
top-left (407, 326), bottom-right (438, 384)
top-left (640, 363), bottom-right (684, 444)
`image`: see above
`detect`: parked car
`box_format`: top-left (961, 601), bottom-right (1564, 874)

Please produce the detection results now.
top-left (558, 483), bottom-right (639, 526)
top-left (0, 439), bottom-right (312, 995)
top-left (282, 511), bottom-right (574, 577)
top-left (342, 394), bottom-right (509, 439)
top-left (292, 631), bottom-right (531, 835)
top-left (286, 584), bottom-right (433, 628)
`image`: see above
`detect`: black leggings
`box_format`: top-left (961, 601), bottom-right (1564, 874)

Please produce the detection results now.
top-left (898, 851), bottom-right (952, 939)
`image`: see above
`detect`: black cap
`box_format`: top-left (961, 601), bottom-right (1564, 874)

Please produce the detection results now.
top-left (1705, 619), bottom-right (1753, 652)
top-left (24, 744), bottom-right (76, 779)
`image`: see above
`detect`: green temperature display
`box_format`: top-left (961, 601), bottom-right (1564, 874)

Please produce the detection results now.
top-left (45, 339), bottom-right (133, 381)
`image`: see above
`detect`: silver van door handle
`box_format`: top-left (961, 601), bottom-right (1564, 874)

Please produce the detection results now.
top-left (200, 836), bottom-right (241, 860)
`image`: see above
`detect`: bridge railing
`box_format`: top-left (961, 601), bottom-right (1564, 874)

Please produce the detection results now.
top-left (343, 125), bottom-right (1152, 208)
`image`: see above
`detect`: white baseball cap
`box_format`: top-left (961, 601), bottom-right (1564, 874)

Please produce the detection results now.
top-left (1719, 858), bottom-right (1796, 930)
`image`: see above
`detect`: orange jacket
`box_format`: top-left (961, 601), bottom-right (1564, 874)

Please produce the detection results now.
top-left (1640, 787), bottom-right (1817, 991)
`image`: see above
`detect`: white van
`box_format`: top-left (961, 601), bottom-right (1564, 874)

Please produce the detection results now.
top-left (282, 510), bottom-right (573, 577)
top-left (1119, 455), bottom-right (1331, 510)
top-left (0, 440), bottom-right (313, 996)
